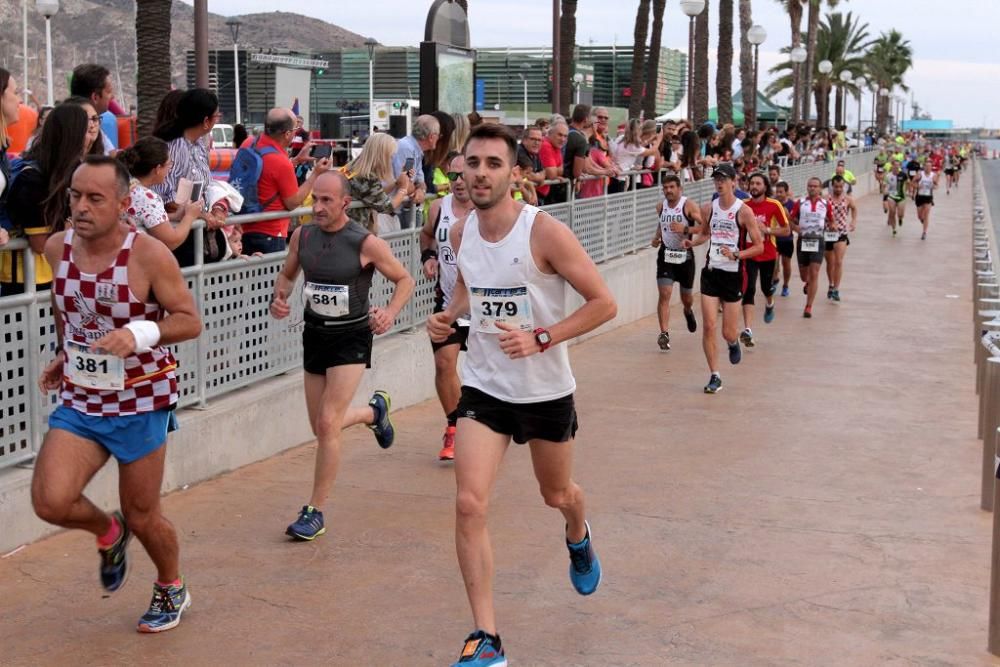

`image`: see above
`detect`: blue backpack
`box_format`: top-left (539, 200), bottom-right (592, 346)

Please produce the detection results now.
top-left (227, 138), bottom-right (280, 215)
top-left (0, 157), bottom-right (38, 233)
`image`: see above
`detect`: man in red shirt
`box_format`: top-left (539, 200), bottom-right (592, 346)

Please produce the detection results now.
top-left (740, 173), bottom-right (790, 347)
top-left (537, 120), bottom-right (568, 204)
top-left (241, 108), bottom-right (331, 254)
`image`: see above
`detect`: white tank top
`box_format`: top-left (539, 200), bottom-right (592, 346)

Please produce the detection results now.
top-left (436, 195), bottom-right (463, 308)
top-left (798, 197), bottom-right (829, 237)
top-left (659, 195), bottom-right (692, 251)
top-left (458, 204), bottom-right (575, 403)
top-left (707, 197), bottom-right (743, 273)
top-left (917, 172), bottom-right (935, 196)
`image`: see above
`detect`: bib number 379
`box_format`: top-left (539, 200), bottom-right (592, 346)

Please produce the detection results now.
top-left (471, 286), bottom-right (534, 334)
top-left (64, 340), bottom-right (125, 391)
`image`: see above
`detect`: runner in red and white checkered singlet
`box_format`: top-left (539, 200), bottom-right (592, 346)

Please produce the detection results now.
top-left (54, 228), bottom-right (178, 416)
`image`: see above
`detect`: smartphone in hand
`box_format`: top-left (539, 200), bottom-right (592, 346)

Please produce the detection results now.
top-left (311, 144), bottom-right (333, 160)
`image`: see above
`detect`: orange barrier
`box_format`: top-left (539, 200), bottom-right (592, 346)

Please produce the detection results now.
top-left (116, 116), bottom-right (136, 150)
top-left (6, 104), bottom-right (38, 154)
top-left (209, 148), bottom-right (237, 172)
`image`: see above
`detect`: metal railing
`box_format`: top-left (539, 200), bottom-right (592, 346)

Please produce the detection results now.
top-left (0, 148), bottom-right (876, 470)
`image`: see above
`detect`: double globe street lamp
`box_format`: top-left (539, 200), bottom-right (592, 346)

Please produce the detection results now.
top-left (747, 24), bottom-right (767, 128)
top-left (790, 46), bottom-right (807, 123)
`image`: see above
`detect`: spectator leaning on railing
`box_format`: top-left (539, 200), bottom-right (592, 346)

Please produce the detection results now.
top-left (391, 114), bottom-right (440, 229)
top-left (342, 132), bottom-right (412, 235)
top-left (0, 67), bottom-right (20, 249)
top-left (1, 103), bottom-right (94, 296)
top-left (538, 119), bottom-right (568, 204)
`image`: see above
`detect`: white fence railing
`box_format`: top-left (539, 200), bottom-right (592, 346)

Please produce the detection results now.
top-left (0, 149), bottom-right (875, 469)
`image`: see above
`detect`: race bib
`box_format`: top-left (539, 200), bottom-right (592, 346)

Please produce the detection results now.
top-left (801, 238), bottom-right (820, 253)
top-left (663, 249), bottom-right (688, 265)
top-left (471, 286), bottom-right (533, 334)
top-left (919, 186), bottom-right (932, 196)
top-left (65, 340), bottom-right (125, 391)
top-left (304, 282), bottom-right (349, 318)
top-left (824, 231), bottom-right (841, 243)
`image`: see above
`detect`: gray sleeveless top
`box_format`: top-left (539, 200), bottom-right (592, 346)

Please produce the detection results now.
top-left (298, 221), bottom-right (375, 326)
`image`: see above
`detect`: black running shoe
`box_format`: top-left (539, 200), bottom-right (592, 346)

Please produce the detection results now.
top-left (657, 332), bottom-right (670, 351)
top-left (704, 374), bottom-right (723, 394)
top-left (99, 510), bottom-right (131, 596)
top-left (684, 309), bottom-right (697, 333)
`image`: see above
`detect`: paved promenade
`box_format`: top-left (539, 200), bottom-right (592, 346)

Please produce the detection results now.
top-left (1, 172), bottom-right (993, 666)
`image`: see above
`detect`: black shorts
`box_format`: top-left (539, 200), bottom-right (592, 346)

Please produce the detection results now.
top-left (915, 194), bottom-right (934, 207)
top-left (431, 297), bottom-right (470, 352)
top-left (944, 168), bottom-right (955, 175)
top-left (700, 267), bottom-right (743, 303)
top-left (302, 313), bottom-right (373, 374)
top-left (776, 237), bottom-right (795, 258)
top-left (457, 386), bottom-right (578, 444)
top-left (742, 259), bottom-right (775, 305)
top-left (656, 247), bottom-right (696, 292)
top-left (797, 237), bottom-right (824, 266)
top-left (824, 235), bottom-right (850, 251)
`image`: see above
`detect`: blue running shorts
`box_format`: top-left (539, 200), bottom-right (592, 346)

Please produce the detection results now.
top-left (48, 405), bottom-right (172, 464)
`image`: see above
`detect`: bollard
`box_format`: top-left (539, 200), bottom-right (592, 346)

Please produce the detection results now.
top-left (977, 322), bottom-right (1000, 396)
top-left (977, 310), bottom-right (1000, 348)
top-left (985, 359), bottom-right (1000, 512)
top-left (979, 284), bottom-right (1000, 302)
top-left (982, 353), bottom-right (1000, 441)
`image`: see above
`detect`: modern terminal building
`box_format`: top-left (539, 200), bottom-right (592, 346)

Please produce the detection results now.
top-left (186, 44), bottom-right (686, 138)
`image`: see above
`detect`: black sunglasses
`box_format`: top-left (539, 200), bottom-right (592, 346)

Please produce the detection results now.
top-left (446, 171), bottom-right (464, 182)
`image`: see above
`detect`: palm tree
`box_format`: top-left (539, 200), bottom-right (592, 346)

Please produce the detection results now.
top-left (642, 0), bottom-right (667, 119)
top-left (765, 11), bottom-right (871, 128)
top-left (628, 0), bottom-right (651, 118)
top-left (801, 0), bottom-right (841, 124)
top-left (558, 0), bottom-right (578, 115)
top-left (866, 30), bottom-right (913, 133)
top-left (716, 0), bottom-right (734, 125)
top-left (135, 0), bottom-right (172, 137)
top-left (693, 0), bottom-right (710, 124)
top-left (775, 0), bottom-right (804, 121)
top-left (738, 0), bottom-right (754, 127)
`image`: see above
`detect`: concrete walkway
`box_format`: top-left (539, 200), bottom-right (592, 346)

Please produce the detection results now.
top-left (1, 173), bottom-right (993, 666)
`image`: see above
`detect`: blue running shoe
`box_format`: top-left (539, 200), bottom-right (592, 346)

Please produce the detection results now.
top-left (99, 510), bottom-right (131, 596)
top-left (137, 579), bottom-right (191, 633)
top-left (567, 521), bottom-right (602, 596)
top-left (728, 341), bottom-right (742, 365)
top-left (764, 304), bottom-right (775, 323)
top-left (368, 390), bottom-right (395, 449)
top-left (451, 630), bottom-right (506, 666)
top-left (781, 286), bottom-right (790, 297)
top-left (286, 505), bottom-right (326, 541)
top-left (704, 373), bottom-right (723, 394)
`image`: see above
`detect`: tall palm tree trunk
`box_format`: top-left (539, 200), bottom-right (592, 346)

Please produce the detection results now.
top-left (693, 0), bottom-right (710, 124)
top-left (716, 0), bottom-right (734, 125)
top-left (833, 85), bottom-right (843, 126)
top-left (135, 0), bottom-right (172, 138)
top-left (801, 0), bottom-right (820, 124)
top-left (642, 0), bottom-right (666, 119)
top-left (787, 0), bottom-right (803, 122)
top-left (738, 0), bottom-right (753, 127)
top-left (628, 0), bottom-right (651, 118)
top-left (559, 0), bottom-right (578, 115)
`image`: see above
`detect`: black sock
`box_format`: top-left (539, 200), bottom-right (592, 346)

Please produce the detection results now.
top-left (446, 410), bottom-right (458, 427)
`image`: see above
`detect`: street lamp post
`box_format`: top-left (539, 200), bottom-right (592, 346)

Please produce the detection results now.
top-left (36, 0), bottom-right (59, 107)
top-left (225, 19), bottom-right (242, 125)
top-left (679, 0), bottom-right (706, 122)
top-left (573, 72), bottom-right (584, 106)
top-left (838, 70), bottom-right (853, 129)
top-left (854, 75), bottom-right (866, 145)
top-left (365, 38), bottom-right (377, 135)
top-left (790, 46), bottom-right (807, 123)
top-left (747, 24), bottom-right (767, 129)
top-left (817, 60), bottom-right (833, 127)
top-left (519, 64), bottom-right (530, 129)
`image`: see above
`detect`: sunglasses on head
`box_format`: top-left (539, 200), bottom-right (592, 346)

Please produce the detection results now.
top-left (446, 171), bottom-right (464, 182)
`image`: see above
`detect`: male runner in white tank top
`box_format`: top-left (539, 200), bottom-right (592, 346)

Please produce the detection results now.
top-left (650, 174), bottom-right (702, 351)
top-left (35, 157), bottom-right (202, 632)
top-left (684, 163), bottom-right (762, 394)
top-left (428, 123), bottom-right (616, 667)
top-left (420, 153), bottom-right (474, 461)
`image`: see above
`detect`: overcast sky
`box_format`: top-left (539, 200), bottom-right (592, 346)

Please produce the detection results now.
top-left (185, 0), bottom-right (999, 127)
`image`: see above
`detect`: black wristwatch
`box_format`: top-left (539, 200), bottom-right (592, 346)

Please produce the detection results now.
top-left (534, 328), bottom-right (552, 352)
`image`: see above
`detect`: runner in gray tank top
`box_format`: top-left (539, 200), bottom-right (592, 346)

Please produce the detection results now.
top-left (428, 123), bottom-right (617, 667)
top-left (269, 171), bottom-right (414, 542)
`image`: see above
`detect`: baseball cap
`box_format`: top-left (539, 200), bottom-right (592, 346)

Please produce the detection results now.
top-left (712, 163), bottom-right (737, 180)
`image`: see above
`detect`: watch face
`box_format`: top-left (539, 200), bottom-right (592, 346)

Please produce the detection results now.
top-left (537, 332), bottom-right (552, 345)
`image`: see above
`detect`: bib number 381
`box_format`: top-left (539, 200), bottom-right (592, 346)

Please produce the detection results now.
top-left (304, 282), bottom-right (349, 318)
top-left (65, 340), bottom-right (125, 390)
top-left (471, 286), bottom-right (534, 334)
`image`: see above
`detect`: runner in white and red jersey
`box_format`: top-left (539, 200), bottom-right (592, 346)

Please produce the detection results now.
top-left (34, 157), bottom-right (202, 633)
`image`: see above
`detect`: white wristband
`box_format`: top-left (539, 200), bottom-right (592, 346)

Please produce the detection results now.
top-left (124, 321), bottom-right (161, 353)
